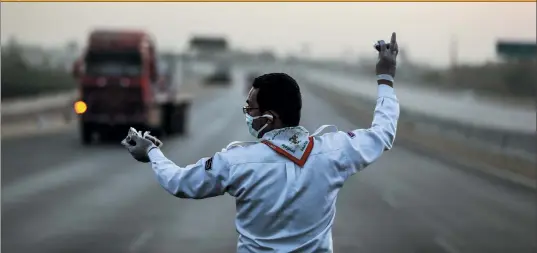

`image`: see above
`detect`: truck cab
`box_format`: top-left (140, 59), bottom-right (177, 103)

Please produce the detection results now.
top-left (73, 30), bottom-right (191, 144)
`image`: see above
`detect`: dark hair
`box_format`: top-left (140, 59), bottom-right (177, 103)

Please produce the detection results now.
top-left (252, 73), bottom-right (302, 127)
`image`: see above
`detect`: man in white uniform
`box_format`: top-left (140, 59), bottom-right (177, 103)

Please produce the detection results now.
top-left (123, 33), bottom-right (400, 252)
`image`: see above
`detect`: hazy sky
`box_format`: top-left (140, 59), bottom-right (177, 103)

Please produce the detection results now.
top-left (2, 2), bottom-right (536, 66)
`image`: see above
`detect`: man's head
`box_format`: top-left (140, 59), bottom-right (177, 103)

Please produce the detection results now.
top-left (244, 73), bottom-right (302, 138)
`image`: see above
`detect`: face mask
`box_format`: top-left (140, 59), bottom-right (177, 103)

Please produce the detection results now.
top-left (245, 113), bottom-right (273, 138)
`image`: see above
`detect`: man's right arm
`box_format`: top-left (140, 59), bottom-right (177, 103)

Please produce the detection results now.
top-left (148, 149), bottom-right (233, 199)
top-left (337, 83), bottom-right (400, 179)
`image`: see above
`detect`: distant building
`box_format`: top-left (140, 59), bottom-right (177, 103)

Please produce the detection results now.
top-left (496, 40), bottom-right (537, 61)
top-left (187, 36), bottom-right (229, 60)
top-left (4, 44), bottom-right (80, 71)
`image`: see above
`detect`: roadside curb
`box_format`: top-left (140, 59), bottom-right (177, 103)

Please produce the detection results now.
top-left (1, 113), bottom-right (76, 140)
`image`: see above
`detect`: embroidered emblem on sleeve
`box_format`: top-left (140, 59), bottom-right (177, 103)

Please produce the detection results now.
top-left (205, 157), bottom-right (213, 171)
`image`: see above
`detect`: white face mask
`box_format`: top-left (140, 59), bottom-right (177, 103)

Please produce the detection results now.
top-left (245, 113), bottom-right (273, 138)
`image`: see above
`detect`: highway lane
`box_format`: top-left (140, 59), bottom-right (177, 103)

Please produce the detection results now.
top-left (2, 82), bottom-right (242, 253)
top-left (2, 67), bottom-right (536, 253)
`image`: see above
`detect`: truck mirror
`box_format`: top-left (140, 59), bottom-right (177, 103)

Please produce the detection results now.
top-left (72, 60), bottom-right (84, 78)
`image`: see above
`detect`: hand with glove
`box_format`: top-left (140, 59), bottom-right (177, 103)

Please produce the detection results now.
top-left (143, 131), bottom-right (163, 148)
top-left (375, 32), bottom-right (399, 86)
top-left (121, 130), bottom-right (162, 163)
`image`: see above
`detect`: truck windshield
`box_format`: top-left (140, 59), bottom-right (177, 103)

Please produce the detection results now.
top-left (85, 51), bottom-right (142, 77)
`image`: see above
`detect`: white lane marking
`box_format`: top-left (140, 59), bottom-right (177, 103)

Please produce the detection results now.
top-left (129, 229), bottom-right (155, 253)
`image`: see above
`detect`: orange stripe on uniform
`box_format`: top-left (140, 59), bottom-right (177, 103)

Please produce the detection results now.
top-left (261, 136), bottom-right (315, 167)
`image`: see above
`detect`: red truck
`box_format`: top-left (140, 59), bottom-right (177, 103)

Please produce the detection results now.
top-left (72, 30), bottom-right (191, 144)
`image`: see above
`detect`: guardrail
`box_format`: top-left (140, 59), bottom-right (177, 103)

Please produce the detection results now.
top-left (294, 66), bottom-right (536, 158)
top-left (303, 77), bottom-right (535, 162)
top-left (299, 67), bottom-right (535, 133)
top-left (1, 90), bottom-right (77, 123)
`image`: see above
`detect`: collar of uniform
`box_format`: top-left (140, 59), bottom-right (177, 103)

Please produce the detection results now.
top-left (260, 126), bottom-right (314, 167)
top-left (261, 126), bottom-right (309, 141)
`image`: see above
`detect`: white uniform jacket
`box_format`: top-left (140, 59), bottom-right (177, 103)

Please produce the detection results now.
top-left (147, 84), bottom-right (400, 252)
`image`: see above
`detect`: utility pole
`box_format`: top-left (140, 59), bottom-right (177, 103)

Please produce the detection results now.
top-left (449, 35), bottom-right (459, 69)
top-left (449, 34), bottom-right (459, 87)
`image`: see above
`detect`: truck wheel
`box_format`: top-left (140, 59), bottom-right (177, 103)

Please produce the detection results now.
top-left (173, 103), bottom-right (189, 135)
top-left (80, 123), bottom-right (93, 145)
top-left (162, 104), bottom-right (175, 135)
top-left (163, 104), bottom-right (174, 136)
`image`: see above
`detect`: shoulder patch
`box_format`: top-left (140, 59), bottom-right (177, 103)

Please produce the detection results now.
top-left (347, 131), bottom-right (356, 138)
top-left (205, 157), bottom-right (213, 171)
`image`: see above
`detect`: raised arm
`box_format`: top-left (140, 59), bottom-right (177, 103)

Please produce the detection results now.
top-left (338, 32), bottom-right (401, 179)
top-left (338, 83), bottom-right (399, 179)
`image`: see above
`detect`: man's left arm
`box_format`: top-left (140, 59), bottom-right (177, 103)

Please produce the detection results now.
top-left (147, 149), bottom-right (232, 199)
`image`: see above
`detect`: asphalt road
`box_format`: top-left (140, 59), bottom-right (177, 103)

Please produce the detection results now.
top-left (2, 67), bottom-right (536, 253)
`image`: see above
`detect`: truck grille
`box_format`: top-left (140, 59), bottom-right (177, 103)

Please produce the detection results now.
top-left (82, 86), bottom-right (144, 116)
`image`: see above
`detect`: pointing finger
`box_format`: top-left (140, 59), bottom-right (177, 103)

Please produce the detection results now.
top-left (390, 32), bottom-right (398, 54)
top-left (390, 32), bottom-right (396, 45)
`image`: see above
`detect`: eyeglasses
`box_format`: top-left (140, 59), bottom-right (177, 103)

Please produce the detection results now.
top-left (242, 105), bottom-right (259, 114)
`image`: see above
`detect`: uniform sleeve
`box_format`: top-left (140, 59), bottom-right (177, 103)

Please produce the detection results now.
top-left (340, 84), bottom-right (400, 179)
top-left (147, 148), bottom-right (232, 199)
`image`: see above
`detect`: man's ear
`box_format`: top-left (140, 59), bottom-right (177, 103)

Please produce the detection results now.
top-left (266, 110), bottom-right (279, 123)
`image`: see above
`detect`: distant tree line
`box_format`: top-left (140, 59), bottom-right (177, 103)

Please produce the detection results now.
top-left (421, 60), bottom-right (537, 99)
top-left (1, 39), bottom-right (77, 99)
top-left (356, 57), bottom-right (536, 99)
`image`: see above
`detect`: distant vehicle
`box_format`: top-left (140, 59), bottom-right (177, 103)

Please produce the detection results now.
top-left (205, 64), bottom-right (232, 86)
top-left (188, 36), bottom-right (229, 59)
top-left (245, 72), bottom-right (259, 94)
top-left (72, 29), bottom-right (192, 145)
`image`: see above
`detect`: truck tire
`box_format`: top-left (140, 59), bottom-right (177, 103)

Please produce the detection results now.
top-left (80, 122), bottom-right (93, 145)
top-left (161, 104), bottom-right (174, 136)
top-left (170, 103), bottom-right (188, 136)
top-left (163, 103), bottom-right (189, 136)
